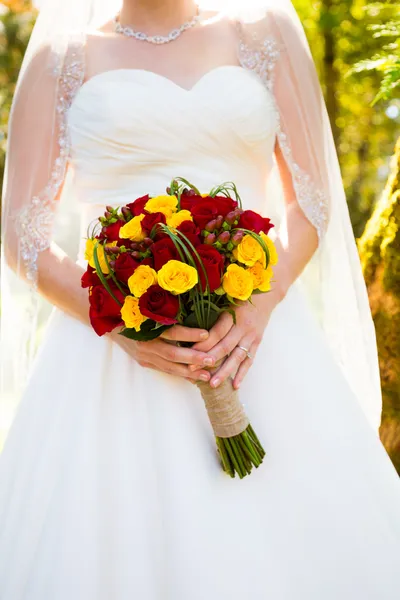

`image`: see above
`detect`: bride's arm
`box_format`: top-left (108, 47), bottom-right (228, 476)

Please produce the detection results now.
top-left (193, 7), bottom-right (332, 386)
top-left (271, 142), bottom-right (319, 299)
top-left (192, 149), bottom-right (320, 389)
top-left (3, 46), bottom-right (213, 381)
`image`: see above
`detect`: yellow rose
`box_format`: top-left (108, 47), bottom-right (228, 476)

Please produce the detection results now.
top-left (119, 214), bottom-right (146, 242)
top-left (85, 239), bottom-right (117, 274)
top-left (234, 234), bottom-right (265, 267)
top-left (259, 232), bottom-right (278, 266)
top-left (127, 265), bottom-right (158, 298)
top-left (167, 210), bottom-right (193, 228)
top-left (144, 195), bottom-right (178, 218)
top-left (248, 263), bottom-right (274, 292)
top-left (222, 264), bottom-right (253, 301)
top-left (158, 260), bottom-right (198, 294)
top-left (120, 296), bottom-right (148, 331)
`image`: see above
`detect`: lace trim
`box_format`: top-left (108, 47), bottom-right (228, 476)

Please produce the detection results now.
top-left (15, 43), bottom-right (85, 285)
top-left (238, 36), bottom-right (329, 241)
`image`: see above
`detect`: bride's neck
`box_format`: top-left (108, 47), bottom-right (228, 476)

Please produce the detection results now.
top-left (120, 0), bottom-right (199, 31)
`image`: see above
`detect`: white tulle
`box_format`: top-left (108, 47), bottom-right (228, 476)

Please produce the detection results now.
top-left (1, 67), bottom-right (400, 599)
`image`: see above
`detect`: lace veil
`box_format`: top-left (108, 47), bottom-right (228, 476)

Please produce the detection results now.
top-left (0, 0), bottom-right (382, 435)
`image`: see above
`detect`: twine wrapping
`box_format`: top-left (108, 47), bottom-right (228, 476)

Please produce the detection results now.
top-left (196, 377), bottom-right (249, 438)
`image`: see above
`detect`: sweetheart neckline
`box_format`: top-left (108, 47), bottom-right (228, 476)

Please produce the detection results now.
top-left (69, 65), bottom-right (267, 111)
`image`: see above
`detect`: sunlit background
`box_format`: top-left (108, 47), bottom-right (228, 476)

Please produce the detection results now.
top-left (0, 0), bottom-right (399, 471)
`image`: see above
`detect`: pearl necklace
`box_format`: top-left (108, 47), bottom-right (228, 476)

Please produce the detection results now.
top-left (113, 7), bottom-right (200, 45)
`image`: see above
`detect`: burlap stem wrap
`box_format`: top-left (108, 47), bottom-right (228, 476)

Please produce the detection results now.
top-left (196, 373), bottom-right (249, 439)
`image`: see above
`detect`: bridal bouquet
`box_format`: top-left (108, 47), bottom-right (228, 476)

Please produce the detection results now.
top-left (82, 178), bottom-right (278, 479)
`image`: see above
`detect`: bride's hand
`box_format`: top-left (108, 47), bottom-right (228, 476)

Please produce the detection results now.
top-left (192, 294), bottom-right (280, 390)
top-left (109, 325), bottom-right (215, 382)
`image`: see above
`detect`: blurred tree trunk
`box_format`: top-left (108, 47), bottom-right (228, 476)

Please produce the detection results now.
top-left (320, 0), bottom-right (340, 145)
top-left (358, 140), bottom-right (400, 473)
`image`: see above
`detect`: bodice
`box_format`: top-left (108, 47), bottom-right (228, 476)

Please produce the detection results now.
top-left (67, 66), bottom-right (279, 222)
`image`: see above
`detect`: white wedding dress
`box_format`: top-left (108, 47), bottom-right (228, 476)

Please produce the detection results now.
top-left (1, 66), bottom-right (400, 600)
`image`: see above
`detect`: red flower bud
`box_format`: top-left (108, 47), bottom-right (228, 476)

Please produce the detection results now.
top-left (143, 237), bottom-right (154, 247)
top-left (231, 231), bottom-right (244, 246)
top-left (215, 215), bottom-right (224, 229)
top-left (104, 211), bottom-right (112, 220)
top-left (218, 231), bottom-right (230, 244)
top-left (204, 233), bottom-right (216, 245)
top-left (106, 206), bottom-right (114, 213)
top-left (130, 243), bottom-right (139, 250)
top-left (224, 211), bottom-right (237, 226)
top-left (132, 251), bottom-right (141, 259)
top-left (205, 219), bottom-right (218, 232)
top-left (121, 206), bottom-right (131, 220)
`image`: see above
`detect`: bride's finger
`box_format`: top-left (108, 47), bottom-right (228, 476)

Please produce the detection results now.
top-left (150, 356), bottom-right (211, 382)
top-left (233, 342), bottom-right (258, 390)
top-left (160, 325), bottom-right (209, 343)
top-left (192, 311), bottom-right (233, 352)
top-left (204, 328), bottom-right (242, 365)
top-left (209, 339), bottom-right (253, 388)
top-left (143, 339), bottom-right (214, 367)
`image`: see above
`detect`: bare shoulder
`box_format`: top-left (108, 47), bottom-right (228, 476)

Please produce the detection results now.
top-left (83, 25), bottom-right (121, 81)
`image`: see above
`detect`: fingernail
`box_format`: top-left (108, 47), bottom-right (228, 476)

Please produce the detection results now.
top-left (211, 378), bottom-right (220, 388)
top-left (189, 365), bottom-right (196, 372)
top-left (200, 331), bottom-right (209, 340)
top-left (203, 357), bottom-right (214, 367)
top-left (199, 373), bottom-right (209, 382)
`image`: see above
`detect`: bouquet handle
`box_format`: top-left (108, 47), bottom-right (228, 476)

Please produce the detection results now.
top-left (196, 377), bottom-right (249, 438)
top-left (196, 373), bottom-right (265, 478)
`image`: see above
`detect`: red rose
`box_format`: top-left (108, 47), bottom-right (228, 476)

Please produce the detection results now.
top-left (89, 284), bottom-right (124, 336)
top-left (81, 265), bottom-right (101, 289)
top-left (139, 285), bottom-right (179, 325)
top-left (151, 237), bottom-right (179, 270)
top-left (194, 244), bottom-right (225, 292)
top-left (126, 194), bottom-right (149, 216)
top-left (190, 199), bottom-right (218, 230)
top-left (190, 196), bottom-right (237, 229)
top-left (141, 256), bottom-right (155, 268)
top-left (100, 219), bottom-right (124, 242)
top-left (177, 220), bottom-right (201, 247)
top-left (141, 211), bottom-right (166, 235)
top-left (114, 253), bottom-right (139, 284)
top-left (213, 195), bottom-right (238, 216)
top-left (238, 210), bottom-right (274, 235)
top-left (180, 189), bottom-right (199, 211)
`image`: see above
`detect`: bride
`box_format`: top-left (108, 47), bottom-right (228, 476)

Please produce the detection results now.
top-left (1, 0), bottom-right (400, 597)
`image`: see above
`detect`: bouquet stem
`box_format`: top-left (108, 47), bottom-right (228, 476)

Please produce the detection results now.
top-left (196, 376), bottom-right (266, 479)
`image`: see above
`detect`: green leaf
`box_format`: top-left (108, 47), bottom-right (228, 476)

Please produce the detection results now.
top-left (102, 246), bottom-right (128, 298)
top-left (119, 321), bottom-right (172, 341)
top-left (183, 307), bottom-right (220, 329)
top-left (93, 242), bottom-right (123, 307)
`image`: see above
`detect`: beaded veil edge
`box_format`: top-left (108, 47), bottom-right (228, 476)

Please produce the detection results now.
top-left (236, 29), bottom-right (329, 241)
top-left (14, 42), bottom-right (85, 288)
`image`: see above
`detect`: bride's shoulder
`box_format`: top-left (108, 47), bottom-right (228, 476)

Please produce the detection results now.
top-left (231, 3), bottom-right (299, 47)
